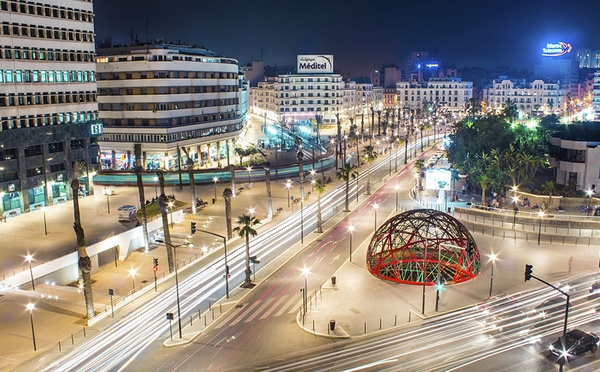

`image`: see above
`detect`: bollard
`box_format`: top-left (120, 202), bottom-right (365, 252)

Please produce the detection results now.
top-left (409, 312), bottom-right (411, 322)
top-left (209, 301), bottom-right (212, 310)
top-left (380, 318), bottom-right (382, 330)
top-left (199, 309), bottom-right (201, 318)
top-left (329, 320), bottom-right (336, 332)
top-left (190, 315), bottom-right (193, 326)
top-left (394, 315), bottom-right (397, 326)
top-left (364, 322), bottom-right (367, 333)
top-left (83, 327), bottom-right (86, 338)
top-left (331, 276), bottom-right (336, 285)
top-left (492, 229), bottom-right (494, 237)
top-left (220, 303), bottom-right (222, 313)
top-left (204, 316), bottom-right (207, 326)
top-left (58, 341), bottom-right (61, 352)
top-left (71, 334), bottom-right (74, 345)
top-left (212, 309), bottom-right (214, 319)
top-left (313, 320), bottom-right (315, 332)
top-left (503, 231), bottom-right (505, 239)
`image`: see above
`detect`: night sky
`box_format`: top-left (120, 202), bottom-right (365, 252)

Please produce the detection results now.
top-left (94, 0), bottom-right (598, 76)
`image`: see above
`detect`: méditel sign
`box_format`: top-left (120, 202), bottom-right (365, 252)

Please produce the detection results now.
top-left (297, 55), bottom-right (334, 74)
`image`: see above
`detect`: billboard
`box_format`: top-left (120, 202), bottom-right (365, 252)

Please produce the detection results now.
top-left (542, 42), bottom-right (572, 57)
top-left (425, 169), bottom-right (451, 191)
top-left (297, 55), bottom-right (334, 74)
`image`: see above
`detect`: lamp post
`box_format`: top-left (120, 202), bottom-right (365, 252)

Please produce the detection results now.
top-left (246, 166), bottom-right (252, 186)
top-left (105, 187), bottom-right (110, 215)
top-left (213, 177), bottom-right (218, 203)
top-left (129, 269), bottom-right (137, 292)
top-left (537, 211), bottom-right (544, 245)
top-left (387, 137), bottom-right (391, 176)
top-left (155, 239), bottom-right (190, 338)
top-left (489, 253), bottom-right (497, 297)
top-left (26, 303), bottom-right (36, 351)
top-left (42, 207), bottom-right (47, 236)
top-left (395, 185), bottom-right (400, 211)
top-left (435, 238), bottom-right (442, 312)
top-left (587, 189), bottom-right (593, 217)
top-left (25, 254), bottom-right (35, 290)
top-left (168, 201), bottom-right (174, 228)
top-left (373, 203), bottom-right (379, 232)
top-left (512, 197), bottom-right (519, 229)
top-left (286, 181), bottom-right (291, 208)
top-left (153, 176), bottom-right (158, 198)
top-left (310, 169), bottom-right (316, 193)
top-left (301, 267), bottom-right (309, 315)
top-left (348, 225), bottom-right (354, 262)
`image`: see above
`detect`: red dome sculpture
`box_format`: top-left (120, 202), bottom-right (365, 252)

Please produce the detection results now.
top-left (367, 209), bottom-right (480, 285)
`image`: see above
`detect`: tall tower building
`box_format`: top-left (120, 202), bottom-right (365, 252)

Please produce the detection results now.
top-left (0, 0), bottom-right (100, 217)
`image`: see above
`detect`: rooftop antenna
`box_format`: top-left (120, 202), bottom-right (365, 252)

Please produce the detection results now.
top-left (145, 19), bottom-right (149, 54)
top-left (260, 48), bottom-right (264, 61)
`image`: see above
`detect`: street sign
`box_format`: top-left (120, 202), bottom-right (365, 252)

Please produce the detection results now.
top-left (166, 312), bottom-right (174, 320)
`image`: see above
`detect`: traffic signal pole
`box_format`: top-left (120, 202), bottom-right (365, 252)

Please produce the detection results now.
top-left (198, 229), bottom-right (229, 299)
top-left (524, 264), bottom-right (569, 361)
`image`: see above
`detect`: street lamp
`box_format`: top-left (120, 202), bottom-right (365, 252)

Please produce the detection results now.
top-left (285, 181), bottom-right (292, 208)
top-left (213, 177), bottom-right (218, 202)
top-left (348, 225), bottom-right (355, 262)
top-left (129, 268), bottom-right (137, 292)
top-left (248, 207), bottom-right (255, 216)
top-left (42, 207), bottom-right (47, 236)
top-left (26, 303), bottom-right (36, 351)
top-left (373, 203), bottom-right (379, 232)
top-left (537, 211), bottom-right (544, 245)
top-left (395, 185), bottom-right (400, 211)
top-left (512, 197), bottom-right (519, 229)
top-left (168, 201), bottom-right (174, 228)
top-left (301, 267), bottom-right (309, 315)
top-left (105, 187), bottom-right (110, 215)
top-left (155, 239), bottom-right (190, 338)
top-left (587, 189), bottom-right (593, 217)
top-left (489, 253), bottom-right (497, 297)
top-left (25, 254), bottom-right (35, 290)
top-left (246, 166), bottom-right (252, 186)
top-left (153, 176), bottom-right (158, 198)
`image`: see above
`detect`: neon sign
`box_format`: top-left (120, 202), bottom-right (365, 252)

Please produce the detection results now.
top-left (542, 42), bottom-right (572, 57)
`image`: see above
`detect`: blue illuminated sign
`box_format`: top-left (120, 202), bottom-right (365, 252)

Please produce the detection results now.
top-left (542, 42), bottom-right (572, 57)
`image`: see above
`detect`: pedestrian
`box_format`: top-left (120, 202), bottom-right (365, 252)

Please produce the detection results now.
top-left (568, 256), bottom-right (573, 274)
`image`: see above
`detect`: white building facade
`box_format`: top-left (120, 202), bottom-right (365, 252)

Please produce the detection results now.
top-left (96, 44), bottom-right (246, 170)
top-left (593, 71), bottom-right (600, 121)
top-left (396, 77), bottom-right (472, 112)
top-left (483, 79), bottom-right (564, 115)
top-left (0, 0), bottom-right (100, 216)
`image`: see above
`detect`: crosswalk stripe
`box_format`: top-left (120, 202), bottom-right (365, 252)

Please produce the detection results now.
top-left (229, 301), bottom-right (261, 326)
top-left (259, 294), bottom-right (290, 320)
top-left (273, 294), bottom-right (299, 317)
top-left (287, 298), bottom-right (303, 314)
top-left (244, 299), bottom-right (273, 323)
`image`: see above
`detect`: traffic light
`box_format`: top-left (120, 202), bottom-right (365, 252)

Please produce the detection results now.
top-left (153, 258), bottom-right (159, 272)
top-left (524, 264), bottom-right (533, 282)
top-left (190, 222), bottom-right (197, 235)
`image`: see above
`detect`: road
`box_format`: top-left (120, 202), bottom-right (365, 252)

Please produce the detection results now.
top-left (248, 273), bottom-right (600, 372)
top-left (37, 136), bottom-right (426, 371)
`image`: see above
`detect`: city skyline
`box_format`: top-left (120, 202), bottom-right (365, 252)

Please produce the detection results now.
top-left (95, 0), bottom-right (598, 75)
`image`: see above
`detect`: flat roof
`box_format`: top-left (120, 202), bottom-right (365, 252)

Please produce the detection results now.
top-left (550, 122), bottom-right (600, 142)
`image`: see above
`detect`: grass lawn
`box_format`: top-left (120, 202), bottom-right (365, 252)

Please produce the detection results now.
top-left (138, 199), bottom-right (187, 219)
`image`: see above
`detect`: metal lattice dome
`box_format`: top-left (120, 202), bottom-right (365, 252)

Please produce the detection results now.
top-left (367, 209), bottom-right (480, 285)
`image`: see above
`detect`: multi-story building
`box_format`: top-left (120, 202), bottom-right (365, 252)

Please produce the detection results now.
top-left (371, 65), bottom-right (401, 88)
top-left (0, 0), bottom-right (100, 217)
top-left (576, 49), bottom-right (600, 69)
top-left (96, 43), bottom-right (246, 170)
top-left (593, 71), bottom-right (600, 121)
top-left (396, 77), bottom-right (472, 112)
top-left (483, 79), bottom-right (564, 115)
top-left (383, 88), bottom-right (397, 111)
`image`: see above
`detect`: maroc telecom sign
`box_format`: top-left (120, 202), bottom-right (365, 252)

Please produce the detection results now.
top-left (542, 42), bottom-right (572, 57)
top-left (297, 55), bottom-right (334, 74)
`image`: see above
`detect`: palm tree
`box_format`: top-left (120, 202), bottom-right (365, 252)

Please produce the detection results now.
top-left (395, 136), bottom-right (403, 172)
top-left (181, 147), bottom-right (196, 215)
top-left (336, 163), bottom-right (359, 212)
top-left (223, 188), bottom-right (233, 240)
top-left (503, 99), bottom-right (518, 123)
top-left (541, 180), bottom-right (558, 208)
top-left (157, 170), bottom-right (174, 272)
top-left (71, 162), bottom-right (94, 318)
top-left (478, 174), bottom-right (490, 206)
top-left (263, 162), bottom-right (273, 218)
top-left (134, 144), bottom-right (149, 251)
top-left (229, 164), bottom-right (236, 197)
top-left (415, 159), bottom-right (425, 191)
top-left (315, 179), bottom-right (325, 233)
top-left (233, 214), bottom-right (261, 287)
top-left (362, 146), bottom-right (377, 195)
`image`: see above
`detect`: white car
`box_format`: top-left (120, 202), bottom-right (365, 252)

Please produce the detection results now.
top-left (102, 188), bottom-right (116, 195)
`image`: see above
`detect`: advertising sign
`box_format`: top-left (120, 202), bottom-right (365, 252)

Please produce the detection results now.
top-left (425, 169), bottom-right (451, 191)
top-left (542, 42), bottom-right (572, 57)
top-left (297, 55), bottom-right (334, 74)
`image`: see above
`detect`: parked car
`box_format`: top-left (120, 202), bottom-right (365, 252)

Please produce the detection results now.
top-left (118, 205), bottom-right (137, 222)
top-left (549, 329), bottom-right (599, 358)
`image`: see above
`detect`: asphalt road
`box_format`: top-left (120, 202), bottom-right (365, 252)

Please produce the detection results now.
top-left (37, 136), bottom-right (425, 371)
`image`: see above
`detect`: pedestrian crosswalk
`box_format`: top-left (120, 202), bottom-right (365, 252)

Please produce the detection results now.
top-left (213, 292), bottom-right (303, 329)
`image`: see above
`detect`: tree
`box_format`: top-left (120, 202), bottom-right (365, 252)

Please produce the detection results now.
top-left (362, 146), bottom-right (377, 195)
top-left (503, 99), bottom-right (518, 123)
top-left (233, 214), bottom-right (261, 287)
top-left (157, 171), bottom-right (174, 272)
top-left (336, 163), bottom-right (359, 212)
top-left (223, 188), bottom-right (233, 240)
top-left (134, 144), bottom-right (149, 251)
top-left (314, 179), bottom-right (325, 233)
top-left (181, 147), bottom-right (197, 215)
top-left (541, 180), bottom-right (558, 207)
top-left (71, 162), bottom-right (94, 318)
top-left (478, 173), bottom-right (490, 206)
